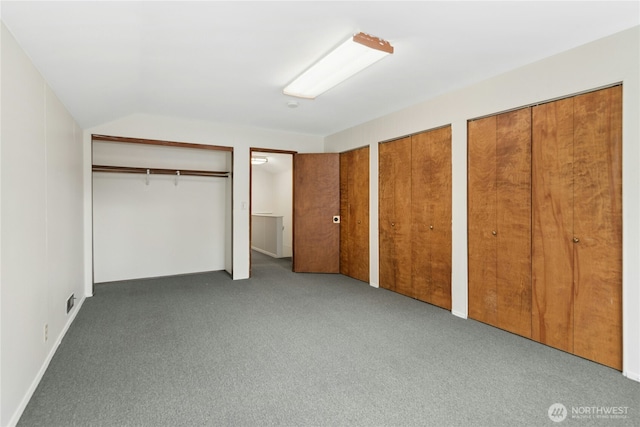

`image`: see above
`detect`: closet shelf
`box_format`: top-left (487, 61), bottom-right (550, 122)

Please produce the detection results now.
top-left (92, 165), bottom-right (229, 178)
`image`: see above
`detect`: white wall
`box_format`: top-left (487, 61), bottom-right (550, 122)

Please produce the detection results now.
top-left (83, 114), bottom-right (324, 289)
top-left (1, 23), bottom-right (85, 426)
top-left (93, 174), bottom-right (228, 282)
top-left (251, 163), bottom-right (293, 257)
top-left (273, 168), bottom-right (293, 257)
top-left (252, 168), bottom-right (274, 214)
top-left (325, 26), bottom-right (640, 381)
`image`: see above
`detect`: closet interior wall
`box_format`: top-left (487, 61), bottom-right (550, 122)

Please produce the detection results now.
top-left (379, 126), bottom-right (452, 310)
top-left (468, 85), bottom-right (622, 370)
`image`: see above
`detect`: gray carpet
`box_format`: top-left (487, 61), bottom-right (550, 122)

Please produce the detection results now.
top-left (18, 251), bottom-right (639, 426)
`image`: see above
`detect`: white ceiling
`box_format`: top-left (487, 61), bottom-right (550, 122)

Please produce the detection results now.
top-left (1, 1), bottom-right (638, 137)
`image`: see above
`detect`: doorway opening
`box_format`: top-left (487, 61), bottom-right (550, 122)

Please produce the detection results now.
top-left (249, 149), bottom-right (294, 274)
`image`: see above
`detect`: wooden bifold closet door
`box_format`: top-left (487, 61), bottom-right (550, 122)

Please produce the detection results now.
top-left (469, 85), bottom-right (622, 370)
top-left (412, 127), bottom-right (452, 310)
top-left (468, 108), bottom-right (532, 337)
top-left (379, 137), bottom-right (413, 297)
top-left (340, 147), bottom-right (370, 282)
top-left (531, 98), bottom-right (575, 352)
top-left (532, 86), bottom-right (622, 370)
top-left (379, 126), bottom-right (452, 310)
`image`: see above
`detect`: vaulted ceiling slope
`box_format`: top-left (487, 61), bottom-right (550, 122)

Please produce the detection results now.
top-left (1, 1), bottom-right (638, 136)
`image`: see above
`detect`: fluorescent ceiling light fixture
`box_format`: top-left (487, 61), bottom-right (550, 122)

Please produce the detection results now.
top-left (251, 156), bottom-right (268, 165)
top-left (283, 32), bottom-right (394, 99)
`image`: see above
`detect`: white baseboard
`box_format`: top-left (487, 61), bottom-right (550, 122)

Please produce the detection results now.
top-left (251, 246), bottom-right (279, 258)
top-left (8, 295), bottom-right (86, 427)
top-left (452, 309), bottom-right (468, 319)
top-left (369, 281), bottom-right (379, 289)
top-left (623, 370), bottom-right (640, 383)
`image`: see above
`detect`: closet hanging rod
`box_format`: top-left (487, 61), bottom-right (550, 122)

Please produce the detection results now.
top-left (92, 165), bottom-right (229, 178)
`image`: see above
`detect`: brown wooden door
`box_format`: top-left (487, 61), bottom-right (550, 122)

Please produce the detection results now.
top-left (532, 97), bottom-right (575, 352)
top-left (412, 132), bottom-right (433, 303)
top-left (412, 126), bottom-right (452, 310)
top-left (340, 147), bottom-right (369, 282)
top-left (468, 109), bottom-right (531, 337)
top-left (379, 137), bottom-right (412, 297)
top-left (428, 126), bottom-right (452, 310)
top-left (471, 86), bottom-right (621, 368)
top-left (468, 116), bottom-right (499, 327)
top-left (532, 86), bottom-right (622, 370)
top-left (293, 153), bottom-right (340, 273)
top-left (572, 86), bottom-right (622, 370)
top-left (340, 153), bottom-right (351, 276)
top-left (353, 147), bottom-right (370, 282)
top-left (495, 108), bottom-right (532, 338)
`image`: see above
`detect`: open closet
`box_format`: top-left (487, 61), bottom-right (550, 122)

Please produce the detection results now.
top-left (91, 135), bottom-right (233, 284)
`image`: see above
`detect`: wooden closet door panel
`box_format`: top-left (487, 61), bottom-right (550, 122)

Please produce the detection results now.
top-left (379, 137), bottom-right (412, 296)
top-left (531, 98), bottom-right (575, 352)
top-left (340, 151), bottom-right (352, 277)
top-left (428, 126), bottom-right (452, 310)
top-left (572, 86), bottom-right (622, 370)
top-left (496, 108), bottom-right (532, 338)
top-left (411, 131), bottom-right (432, 304)
top-left (379, 142), bottom-right (395, 290)
top-left (468, 117), bottom-right (498, 326)
top-left (351, 146), bottom-right (370, 282)
top-left (393, 138), bottom-right (413, 297)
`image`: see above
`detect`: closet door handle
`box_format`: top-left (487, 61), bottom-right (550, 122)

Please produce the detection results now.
top-left (430, 225), bottom-right (433, 230)
top-left (391, 222), bottom-right (395, 227)
top-left (573, 237), bottom-right (580, 243)
top-left (492, 230), bottom-right (497, 236)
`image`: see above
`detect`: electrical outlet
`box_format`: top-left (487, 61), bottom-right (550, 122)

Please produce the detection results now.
top-left (66, 294), bottom-right (75, 313)
top-left (44, 324), bottom-right (48, 342)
